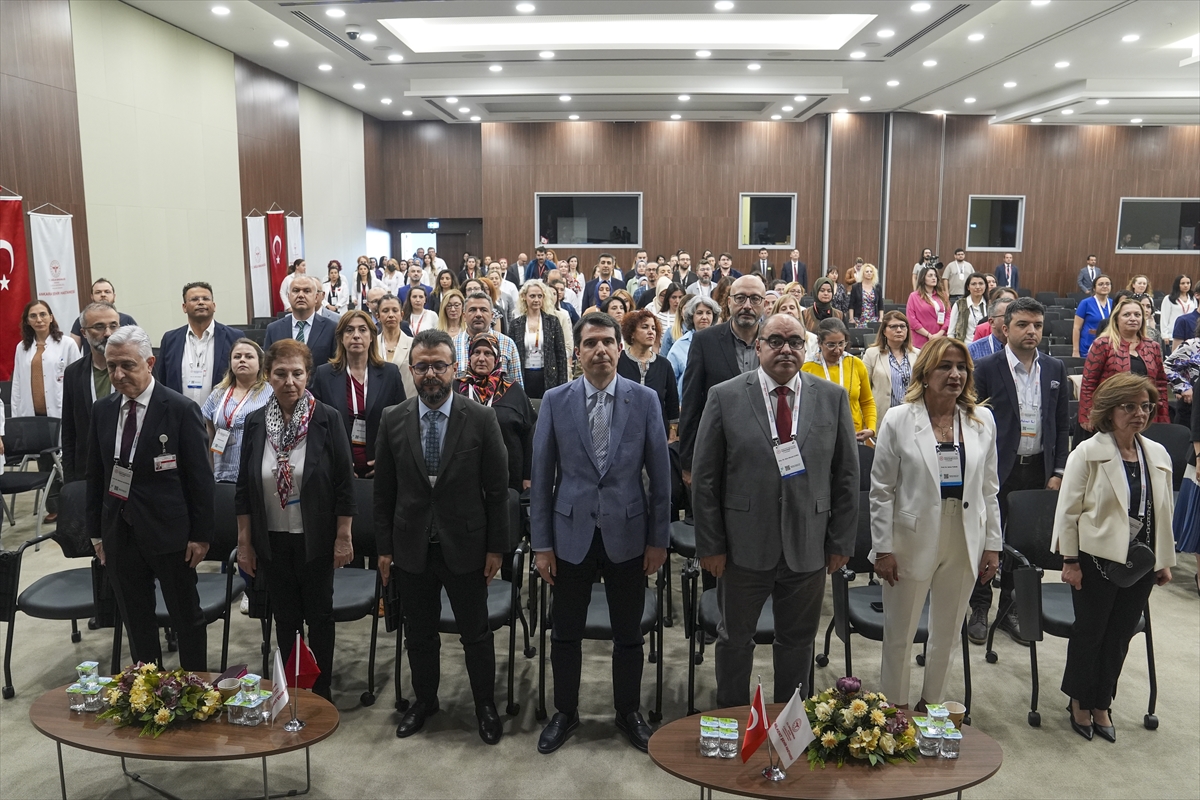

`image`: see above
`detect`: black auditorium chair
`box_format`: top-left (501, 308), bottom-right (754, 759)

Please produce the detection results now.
top-left (333, 478), bottom-right (383, 705)
top-left (1142, 423), bottom-right (1191, 491)
top-left (1036, 292), bottom-right (1058, 306)
top-left (987, 489), bottom-right (1158, 730)
top-left (666, 519), bottom-right (696, 633)
top-left (858, 444), bottom-right (875, 492)
top-left (0, 417), bottom-right (62, 543)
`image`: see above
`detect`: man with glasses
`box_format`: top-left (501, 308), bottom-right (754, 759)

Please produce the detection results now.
top-left (154, 282), bottom-right (244, 405)
top-left (69, 278), bottom-right (138, 348)
top-left (692, 312), bottom-right (859, 707)
top-left (62, 302), bottom-right (121, 482)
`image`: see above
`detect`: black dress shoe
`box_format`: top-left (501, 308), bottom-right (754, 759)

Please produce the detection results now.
top-left (1067, 704), bottom-right (1093, 741)
top-left (998, 611), bottom-right (1031, 647)
top-left (477, 701), bottom-right (502, 745)
top-left (537, 711), bottom-right (580, 754)
top-left (1093, 709), bottom-right (1116, 743)
top-left (615, 711), bottom-right (654, 753)
top-left (395, 699), bottom-right (439, 738)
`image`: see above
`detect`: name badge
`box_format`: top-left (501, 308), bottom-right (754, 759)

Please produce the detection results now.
top-left (773, 440), bottom-right (806, 478)
top-left (351, 418), bottom-right (368, 446)
top-left (210, 428), bottom-right (231, 454)
top-left (936, 310), bottom-right (946, 325)
top-left (937, 444), bottom-right (963, 487)
top-left (154, 454), bottom-right (178, 472)
top-left (1019, 413), bottom-right (1038, 439)
top-left (186, 365), bottom-right (206, 391)
top-left (109, 465), bottom-right (133, 499)
top-left (1129, 515), bottom-right (1143, 540)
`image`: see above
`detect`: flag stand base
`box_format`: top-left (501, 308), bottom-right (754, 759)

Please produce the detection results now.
top-left (761, 765), bottom-right (787, 782)
top-left (283, 718), bottom-right (306, 732)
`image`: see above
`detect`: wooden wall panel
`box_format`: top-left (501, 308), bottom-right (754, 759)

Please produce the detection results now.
top-left (368, 121), bottom-right (483, 220)
top-left (0, 0), bottom-right (90, 296)
top-left (829, 112), bottom-right (885, 281)
top-left (234, 56), bottom-right (302, 319)
top-left (363, 113), bottom-right (384, 227)
top-left (885, 113), bottom-right (943, 303)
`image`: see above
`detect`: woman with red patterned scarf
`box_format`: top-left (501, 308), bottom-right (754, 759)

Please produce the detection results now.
top-left (455, 332), bottom-right (536, 492)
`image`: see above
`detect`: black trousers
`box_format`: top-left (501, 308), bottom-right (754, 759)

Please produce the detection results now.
top-left (106, 516), bottom-right (206, 671)
top-left (263, 532), bottom-right (335, 700)
top-left (550, 529), bottom-right (646, 717)
top-left (397, 542), bottom-right (495, 706)
top-left (971, 456), bottom-right (1046, 612)
top-left (525, 368), bottom-right (546, 399)
top-left (1061, 552), bottom-right (1155, 710)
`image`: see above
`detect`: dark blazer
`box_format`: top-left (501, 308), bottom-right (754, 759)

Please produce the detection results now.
top-left (85, 381), bottom-right (214, 554)
top-left (581, 277), bottom-right (619, 311)
top-left (993, 263), bottom-right (1019, 289)
top-left (848, 282), bottom-right (883, 321)
top-left (617, 352), bottom-right (679, 438)
top-left (309, 361), bottom-right (406, 463)
top-left (505, 263), bottom-right (524, 288)
top-left (234, 401), bottom-right (356, 563)
top-left (153, 321), bottom-right (245, 395)
top-left (454, 379), bottom-right (536, 492)
top-left (676, 270), bottom-right (700, 290)
top-left (524, 258), bottom-right (553, 283)
top-left (680, 321), bottom-right (755, 470)
top-left (263, 314), bottom-right (336, 368)
top-left (508, 312), bottom-right (569, 390)
top-left (779, 260), bottom-right (808, 289)
top-left (61, 356), bottom-right (106, 482)
top-left (749, 260), bottom-right (777, 282)
top-left (973, 349), bottom-right (1070, 486)
top-left (373, 393), bottom-right (510, 575)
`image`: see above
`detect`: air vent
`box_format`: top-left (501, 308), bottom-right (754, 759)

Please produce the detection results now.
top-left (291, 11), bottom-right (372, 62)
top-left (884, 4), bottom-right (969, 58)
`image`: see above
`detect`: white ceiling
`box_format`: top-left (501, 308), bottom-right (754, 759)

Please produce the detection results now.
top-left (122, 0), bottom-right (1200, 126)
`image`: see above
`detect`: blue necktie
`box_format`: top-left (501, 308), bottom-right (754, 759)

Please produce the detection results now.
top-left (589, 392), bottom-right (609, 471)
top-left (424, 410), bottom-right (441, 476)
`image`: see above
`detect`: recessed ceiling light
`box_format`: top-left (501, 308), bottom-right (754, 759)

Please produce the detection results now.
top-left (931, 109), bottom-right (945, 115)
top-left (489, 65), bottom-right (503, 71)
top-left (747, 63), bottom-right (761, 70)
top-left (771, 114), bottom-right (782, 120)
top-left (539, 51), bottom-right (555, 59)
top-left (671, 114), bottom-right (682, 120)
top-left (381, 98), bottom-right (392, 104)
top-left (859, 95), bottom-right (871, 101)
top-left (1055, 61), bottom-right (1070, 68)
top-left (1131, 118), bottom-right (1143, 123)
top-left (715, 1), bottom-right (735, 9)
top-left (1003, 81), bottom-right (1017, 88)
top-left (678, 94), bottom-right (690, 101)
top-left (837, 108), bottom-right (848, 114)
top-left (1031, 0), bottom-right (1050, 5)
top-left (887, 80), bottom-right (900, 87)
top-left (388, 54), bottom-right (403, 62)
top-left (1096, 99), bottom-right (1110, 105)
top-left (325, 8), bottom-right (345, 18)
top-left (1122, 34), bottom-right (1140, 43)
top-left (794, 96), bottom-right (807, 102)
top-left (402, 109), bottom-right (412, 116)
top-left (968, 33), bottom-right (984, 41)
top-left (568, 114), bottom-right (579, 120)
top-left (516, 3), bottom-right (536, 12)
top-left (446, 97), bottom-right (458, 103)
top-left (1061, 108), bottom-right (1073, 115)
top-left (470, 116), bottom-right (481, 121)
top-left (459, 107), bottom-right (470, 113)
top-left (360, 33), bottom-right (377, 42)
top-left (318, 63), bottom-right (333, 71)
top-left (782, 105), bottom-right (793, 111)
top-left (923, 59), bottom-right (937, 67)
top-left (559, 95), bottom-right (571, 102)
top-left (696, 50), bottom-right (711, 58)
top-left (211, 6), bottom-right (230, 15)
top-left (911, 2), bottom-right (931, 10)
top-left (1031, 117), bottom-right (1042, 122)
top-left (966, 97), bottom-right (978, 104)
top-left (353, 83), bottom-right (365, 90)
top-left (274, 39), bottom-right (288, 48)
top-left (878, 29), bottom-right (895, 38)
top-left (850, 51), bottom-right (866, 59)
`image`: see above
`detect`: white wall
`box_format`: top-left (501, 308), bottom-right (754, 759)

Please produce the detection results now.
top-left (71, 0), bottom-right (243, 342)
top-left (298, 85), bottom-right (366, 274)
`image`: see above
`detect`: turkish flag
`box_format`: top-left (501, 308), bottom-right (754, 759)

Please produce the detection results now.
top-left (741, 682), bottom-right (770, 763)
top-left (267, 210), bottom-right (288, 315)
top-left (283, 634), bottom-right (321, 690)
top-left (0, 197), bottom-right (31, 381)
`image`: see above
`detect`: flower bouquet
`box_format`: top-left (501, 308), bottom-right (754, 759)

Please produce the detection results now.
top-left (97, 663), bottom-right (223, 737)
top-left (804, 676), bottom-right (918, 768)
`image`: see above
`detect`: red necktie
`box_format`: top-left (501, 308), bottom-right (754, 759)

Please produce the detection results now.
top-left (775, 387), bottom-right (792, 443)
top-left (119, 399), bottom-right (138, 464)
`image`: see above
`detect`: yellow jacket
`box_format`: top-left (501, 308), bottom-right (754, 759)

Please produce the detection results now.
top-left (802, 355), bottom-right (877, 434)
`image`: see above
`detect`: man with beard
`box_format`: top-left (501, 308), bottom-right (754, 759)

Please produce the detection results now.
top-left (62, 302), bottom-right (121, 482)
top-left (374, 329), bottom-right (511, 745)
top-left (154, 282), bottom-right (244, 404)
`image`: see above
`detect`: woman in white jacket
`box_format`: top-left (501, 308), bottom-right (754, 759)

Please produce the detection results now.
top-left (870, 336), bottom-right (1002, 709)
top-left (11, 300), bottom-right (81, 418)
top-left (1159, 274), bottom-right (1194, 347)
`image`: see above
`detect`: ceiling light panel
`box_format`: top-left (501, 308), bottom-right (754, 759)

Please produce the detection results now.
top-left (381, 14), bottom-right (875, 53)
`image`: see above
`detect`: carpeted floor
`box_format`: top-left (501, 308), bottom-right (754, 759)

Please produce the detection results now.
top-left (1, 492), bottom-right (1197, 799)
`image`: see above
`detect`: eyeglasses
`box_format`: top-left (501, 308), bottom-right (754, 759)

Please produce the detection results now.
top-left (86, 322), bottom-right (122, 334)
top-left (821, 340), bottom-right (847, 350)
top-left (759, 335), bottom-right (806, 351)
top-left (885, 323), bottom-right (908, 331)
top-left (731, 294), bottom-right (765, 307)
top-left (1118, 402), bottom-right (1155, 415)
top-left (411, 362), bottom-right (453, 376)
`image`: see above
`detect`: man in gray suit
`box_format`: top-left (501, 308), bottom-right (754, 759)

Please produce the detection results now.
top-left (693, 313), bottom-right (859, 707)
top-left (530, 312), bottom-right (671, 754)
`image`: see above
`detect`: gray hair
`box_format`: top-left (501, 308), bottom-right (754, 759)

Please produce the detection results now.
top-left (682, 294), bottom-right (721, 332)
top-left (291, 274), bottom-right (321, 293)
top-left (105, 325), bottom-right (153, 360)
top-left (464, 291), bottom-right (493, 309)
top-left (79, 301), bottom-right (117, 328)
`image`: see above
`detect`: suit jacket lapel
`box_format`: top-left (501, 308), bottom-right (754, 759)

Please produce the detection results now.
top-left (914, 406), bottom-right (940, 487)
top-left (997, 356), bottom-right (1020, 421)
top-left (437, 394), bottom-right (468, 481)
top-left (403, 402), bottom-right (432, 487)
top-left (720, 323), bottom-right (741, 377)
top-left (300, 406), bottom-right (326, 489)
top-left (365, 364), bottom-right (383, 419)
top-left (743, 374), bottom-right (772, 443)
top-left (603, 378), bottom-right (633, 476)
top-left (135, 386), bottom-right (169, 470)
top-left (793, 372), bottom-right (817, 451)
top-left (1039, 359), bottom-right (1055, 428)
top-left (1095, 435), bottom-right (1129, 506)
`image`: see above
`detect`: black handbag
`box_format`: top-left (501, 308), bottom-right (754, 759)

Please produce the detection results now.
top-left (1095, 539), bottom-right (1156, 588)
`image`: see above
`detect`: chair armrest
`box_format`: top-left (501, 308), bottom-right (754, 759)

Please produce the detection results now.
top-left (39, 446), bottom-right (61, 459)
top-left (836, 565), bottom-right (857, 583)
top-left (1003, 543), bottom-right (1033, 570)
top-left (18, 532), bottom-right (58, 556)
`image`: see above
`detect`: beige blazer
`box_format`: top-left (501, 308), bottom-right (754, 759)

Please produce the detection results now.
top-left (1051, 433), bottom-right (1177, 570)
top-left (869, 402), bottom-right (1003, 582)
top-left (377, 331), bottom-right (416, 401)
top-left (861, 345), bottom-right (920, 426)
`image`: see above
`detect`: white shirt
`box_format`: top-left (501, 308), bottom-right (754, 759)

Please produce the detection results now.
top-left (431, 257), bottom-right (448, 271)
top-left (182, 322), bottom-right (216, 406)
top-left (290, 312), bottom-right (318, 341)
top-left (10, 335), bottom-right (81, 418)
top-left (407, 310), bottom-right (439, 335)
top-left (114, 378), bottom-right (157, 464)
top-left (1005, 345), bottom-right (1042, 457)
top-left (687, 281), bottom-right (715, 299)
top-left (947, 297), bottom-right (987, 342)
top-left (757, 367), bottom-right (802, 441)
top-left (279, 273), bottom-right (300, 311)
top-left (263, 436), bottom-right (306, 533)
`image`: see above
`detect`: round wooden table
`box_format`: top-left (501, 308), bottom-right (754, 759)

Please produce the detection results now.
top-left (648, 704), bottom-right (1003, 800)
top-left (29, 674), bottom-right (339, 800)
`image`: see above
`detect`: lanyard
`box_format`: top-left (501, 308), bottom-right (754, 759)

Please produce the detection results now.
top-left (187, 329), bottom-right (211, 368)
top-left (760, 373), bottom-right (801, 445)
top-left (221, 385), bottom-right (254, 427)
top-left (1113, 434), bottom-right (1149, 521)
top-left (411, 313), bottom-right (426, 334)
top-left (1182, 297), bottom-right (1194, 314)
top-left (820, 355), bottom-right (847, 389)
top-left (469, 385), bottom-right (497, 407)
top-left (349, 370), bottom-right (368, 416)
top-left (1096, 297), bottom-right (1111, 319)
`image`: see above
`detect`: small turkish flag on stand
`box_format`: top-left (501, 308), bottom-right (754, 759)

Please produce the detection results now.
top-left (284, 634), bottom-right (321, 690)
top-left (0, 196), bottom-right (31, 381)
top-left (741, 682), bottom-right (770, 763)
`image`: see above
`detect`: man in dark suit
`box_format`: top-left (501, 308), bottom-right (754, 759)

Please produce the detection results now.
top-left (531, 312), bottom-right (671, 754)
top-left (153, 282), bottom-right (244, 404)
top-left (968, 297), bottom-right (1068, 645)
top-left (993, 252), bottom-right (1019, 290)
top-left (674, 251), bottom-right (699, 290)
top-left (85, 326), bottom-right (214, 670)
top-left (374, 329), bottom-right (510, 745)
top-left (264, 275), bottom-right (336, 368)
top-left (751, 247), bottom-right (775, 282)
top-left (779, 249), bottom-right (808, 289)
top-left (680, 274), bottom-right (766, 485)
top-left (580, 253), bottom-right (619, 310)
top-left (62, 302), bottom-right (120, 482)
top-left (1076, 254), bottom-right (1101, 294)
top-left (506, 255), bottom-right (525, 288)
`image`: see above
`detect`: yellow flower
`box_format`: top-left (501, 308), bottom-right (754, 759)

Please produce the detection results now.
top-left (205, 689), bottom-right (221, 706)
top-left (129, 682), bottom-right (151, 714)
top-left (863, 692), bottom-right (877, 702)
top-left (870, 708), bottom-right (887, 726)
top-left (850, 698), bottom-right (869, 718)
top-left (880, 732), bottom-right (896, 755)
top-left (812, 726), bottom-right (822, 738)
top-left (876, 692), bottom-right (887, 703)
top-left (140, 663), bottom-right (157, 674)
top-left (820, 731), bottom-right (838, 749)
top-left (106, 688), bottom-right (121, 705)
top-left (154, 708), bottom-right (171, 726)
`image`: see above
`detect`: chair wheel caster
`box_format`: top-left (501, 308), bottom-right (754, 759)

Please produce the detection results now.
top-left (649, 710), bottom-right (662, 723)
top-left (395, 698), bottom-right (409, 712)
top-left (524, 647), bottom-right (536, 658)
top-left (2, 686), bottom-right (14, 700)
top-left (71, 632), bottom-right (82, 643)
top-left (360, 692), bottom-right (375, 707)
top-left (663, 617), bottom-right (673, 628)
top-left (1027, 711), bottom-right (1040, 727)
top-left (915, 654), bottom-right (925, 667)
top-left (88, 618), bottom-right (101, 631)
top-left (815, 654), bottom-right (829, 668)
top-left (506, 703), bottom-right (519, 715)
top-left (985, 651), bottom-right (998, 664)
top-left (1144, 714), bottom-right (1158, 730)
top-left (693, 654), bottom-right (704, 666)
top-left (535, 708), bottom-right (547, 722)
top-left (648, 652), bottom-right (658, 664)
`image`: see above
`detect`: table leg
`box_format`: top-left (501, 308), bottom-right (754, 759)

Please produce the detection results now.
top-left (233, 747), bottom-right (312, 800)
top-left (120, 757), bottom-right (184, 800)
top-left (262, 757), bottom-right (269, 800)
top-left (57, 742), bottom-right (67, 800)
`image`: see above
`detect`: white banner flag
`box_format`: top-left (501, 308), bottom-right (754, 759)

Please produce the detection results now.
top-left (285, 215), bottom-right (303, 264)
top-left (268, 646), bottom-right (290, 722)
top-left (29, 212), bottom-right (80, 328)
top-left (768, 688), bottom-right (815, 768)
top-left (246, 216), bottom-right (270, 318)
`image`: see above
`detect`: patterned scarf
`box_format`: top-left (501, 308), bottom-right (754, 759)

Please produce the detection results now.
top-left (265, 390), bottom-right (315, 509)
top-left (458, 366), bottom-right (512, 407)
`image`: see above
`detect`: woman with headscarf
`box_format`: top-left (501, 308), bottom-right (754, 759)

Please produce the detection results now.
top-left (802, 276), bottom-right (844, 332)
top-left (454, 332), bottom-right (535, 492)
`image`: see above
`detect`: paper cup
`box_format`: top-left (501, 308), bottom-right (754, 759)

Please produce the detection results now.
top-left (218, 678), bottom-right (240, 700)
top-left (943, 701), bottom-right (966, 728)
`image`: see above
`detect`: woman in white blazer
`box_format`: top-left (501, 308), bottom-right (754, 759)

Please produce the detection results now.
top-left (862, 310), bottom-right (920, 427)
top-left (1051, 372), bottom-right (1174, 742)
top-left (870, 336), bottom-right (1002, 709)
top-left (11, 300), bottom-right (81, 419)
top-left (375, 294), bottom-right (417, 401)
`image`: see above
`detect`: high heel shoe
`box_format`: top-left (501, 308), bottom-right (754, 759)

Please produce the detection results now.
top-left (1093, 708), bottom-right (1116, 743)
top-left (1067, 703), bottom-right (1093, 741)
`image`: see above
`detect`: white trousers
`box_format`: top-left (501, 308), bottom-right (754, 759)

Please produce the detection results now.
top-left (880, 499), bottom-right (977, 707)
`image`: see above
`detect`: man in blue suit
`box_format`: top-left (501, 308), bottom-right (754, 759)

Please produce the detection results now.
top-left (154, 282), bottom-right (243, 404)
top-left (263, 275), bottom-right (336, 368)
top-left (530, 312), bottom-right (671, 755)
top-left (993, 252), bottom-right (1019, 290)
top-left (968, 297), bottom-right (1068, 645)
